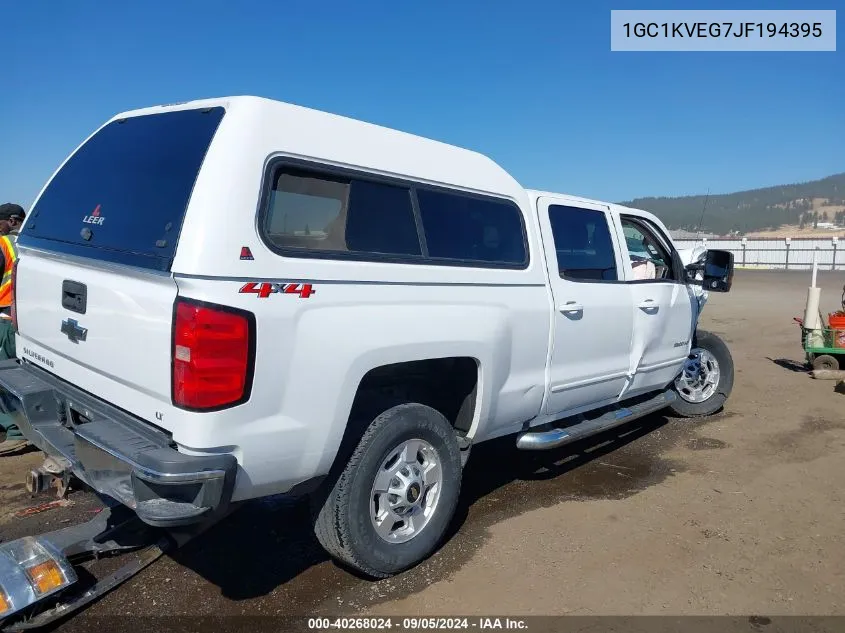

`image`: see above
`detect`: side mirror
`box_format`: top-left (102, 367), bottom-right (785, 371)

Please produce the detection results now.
top-left (685, 249), bottom-right (734, 292)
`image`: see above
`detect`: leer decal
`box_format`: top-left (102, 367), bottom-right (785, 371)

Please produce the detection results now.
top-left (239, 282), bottom-right (315, 299)
top-left (83, 204), bottom-right (105, 226)
top-left (240, 247), bottom-right (254, 261)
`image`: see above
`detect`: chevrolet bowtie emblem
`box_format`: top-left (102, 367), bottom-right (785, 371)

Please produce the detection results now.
top-left (61, 318), bottom-right (88, 344)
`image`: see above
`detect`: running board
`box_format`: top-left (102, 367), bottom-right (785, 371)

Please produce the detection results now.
top-left (516, 389), bottom-right (676, 450)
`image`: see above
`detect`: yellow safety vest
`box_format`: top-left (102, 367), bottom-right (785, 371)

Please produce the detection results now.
top-left (0, 235), bottom-right (18, 308)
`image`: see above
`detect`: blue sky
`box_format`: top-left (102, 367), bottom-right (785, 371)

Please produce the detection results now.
top-left (2, 0), bottom-right (842, 209)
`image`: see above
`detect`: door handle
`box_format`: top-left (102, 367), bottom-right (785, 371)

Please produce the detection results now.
top-left (638, 299), bottom-right (659, 311)
top-left (62, 280), bottom-right (88, 315)
top-left (560, 302), bottom-right (584, 314)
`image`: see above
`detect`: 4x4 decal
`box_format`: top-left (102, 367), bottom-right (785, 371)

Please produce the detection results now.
top-left (239, 282), bottom-right (315, 299)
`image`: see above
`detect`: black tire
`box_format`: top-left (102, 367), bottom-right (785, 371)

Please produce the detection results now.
top-left (813, 354), bottom-right (840, 371)
top-left (313, 402), bottom-right (462, 578)
top-left (669, 329), bottom-right (734, 418)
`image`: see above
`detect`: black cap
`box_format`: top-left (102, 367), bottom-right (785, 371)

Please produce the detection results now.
top-left (0, 203), bottom-right (25, 221)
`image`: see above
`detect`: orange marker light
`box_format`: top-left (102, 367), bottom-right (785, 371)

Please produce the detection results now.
top-left (25, 561), bottom-right (65, 596)
top-left (0, 536), bottom-right (77, 618)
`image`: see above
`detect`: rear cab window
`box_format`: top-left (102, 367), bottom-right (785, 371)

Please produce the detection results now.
top-left (547, 205), bottom-right (618, 281)
top-left (20, 107), bottom-right (225, 271)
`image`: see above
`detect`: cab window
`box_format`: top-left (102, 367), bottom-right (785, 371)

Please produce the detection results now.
top-left (547, 205), bottom-right (618, 282)
top-left (619, 216), bottom-right (679, 282)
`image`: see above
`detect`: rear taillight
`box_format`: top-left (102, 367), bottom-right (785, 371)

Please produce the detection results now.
top-left (10, 259), bottom-right (19, 332)
top-left (172, 299), bottom-right (255, 411)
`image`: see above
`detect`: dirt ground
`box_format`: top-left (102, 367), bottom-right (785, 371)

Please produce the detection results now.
top-left (1, 270), bottom-right (844, 625)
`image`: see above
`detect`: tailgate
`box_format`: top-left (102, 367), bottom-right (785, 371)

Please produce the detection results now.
top-left (16, 253), bottom-right (177, 403)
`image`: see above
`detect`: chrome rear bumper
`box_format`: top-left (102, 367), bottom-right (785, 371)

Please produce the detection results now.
top-left (0, 360), bottom-right (237, 527)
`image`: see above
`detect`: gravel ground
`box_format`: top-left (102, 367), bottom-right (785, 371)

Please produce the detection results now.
top-left (1, 269), bottom-right (844, 629)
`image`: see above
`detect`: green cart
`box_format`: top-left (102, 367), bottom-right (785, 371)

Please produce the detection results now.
top-left (799, 324), bottom-right (845, 371)
top-left (796, 284), bottom-right (845, 371)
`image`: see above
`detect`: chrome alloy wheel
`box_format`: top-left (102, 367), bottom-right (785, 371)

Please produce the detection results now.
top-left (675, 347), bottom-right (721, 403)
top-left (370, 439), bottom-right (442, 544)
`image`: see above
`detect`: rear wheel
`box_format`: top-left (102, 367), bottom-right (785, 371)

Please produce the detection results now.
top-left (313, 403), bottom-right (462, 578)
top-left (669, 330), bottom-right (734, 418)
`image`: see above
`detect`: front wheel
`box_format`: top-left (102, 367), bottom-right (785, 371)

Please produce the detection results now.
top-left (313, 403), bottom-right (462, 578)
top-left (669, 329), bottom-right (734, 418)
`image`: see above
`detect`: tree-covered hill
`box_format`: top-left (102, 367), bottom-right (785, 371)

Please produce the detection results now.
top-left (620, 172), bottom-right (845, 235)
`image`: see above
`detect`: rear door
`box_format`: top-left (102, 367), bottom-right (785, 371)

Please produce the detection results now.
top-left (15, 107), bottom-right (225, 410)
top-left (613, 212), bottom-right (695, 397)
top-left (536, 197), bottom-right (634, 417)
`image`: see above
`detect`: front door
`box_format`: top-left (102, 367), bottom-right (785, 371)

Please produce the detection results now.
top-left (537, 197), bottom-right (634, 417)
top-left (614, 212), bottom-right (696, 397)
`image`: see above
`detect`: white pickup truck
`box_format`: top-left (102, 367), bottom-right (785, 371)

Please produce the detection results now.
top-left (1, 96), bottom-right (735, 580)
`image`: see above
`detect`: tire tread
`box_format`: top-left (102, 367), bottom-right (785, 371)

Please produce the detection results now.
top-left (314, 415), bottom-right (385, 577)
top-left (313, 403), bottom-right (460, 578)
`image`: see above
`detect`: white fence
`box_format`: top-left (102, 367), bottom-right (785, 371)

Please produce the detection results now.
top-left (674, 237), bottom-right (844, 271)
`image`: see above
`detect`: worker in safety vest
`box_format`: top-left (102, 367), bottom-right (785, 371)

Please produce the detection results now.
top-left (0, 203), bottom-right (28, 455)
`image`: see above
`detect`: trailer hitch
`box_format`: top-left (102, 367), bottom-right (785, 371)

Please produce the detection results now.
top-left (24, 457), bottom-right (72, 500)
